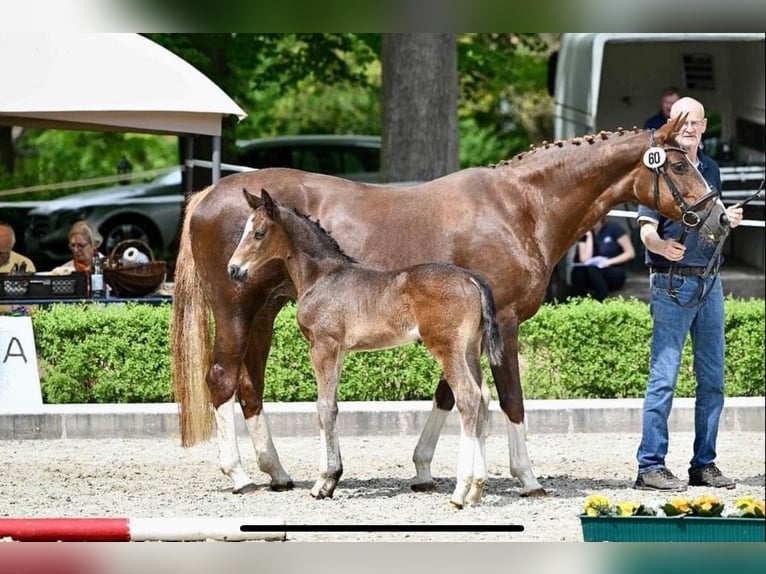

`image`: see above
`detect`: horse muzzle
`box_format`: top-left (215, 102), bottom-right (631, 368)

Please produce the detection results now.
top-left (228, 263), bottom-right (247, 282)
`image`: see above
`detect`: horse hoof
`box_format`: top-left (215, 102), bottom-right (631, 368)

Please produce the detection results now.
top-left (233, 483), bottom-right (263, 495)
top-left (520, 487), bottom-right (548, 498)
top-left (311, 490), bottom-right (334, 500)
top-left (270, 480), bottom-right (295, 492)
top-left (448, 500), bottom-right (464, 510)
top-left (411, 482), bottom-right (438, 493)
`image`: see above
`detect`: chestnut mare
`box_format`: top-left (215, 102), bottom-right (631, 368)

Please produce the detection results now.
top-left (227, 188), bottom-right (504, 507)
top-left (171, 118), bottom-right (728, 498)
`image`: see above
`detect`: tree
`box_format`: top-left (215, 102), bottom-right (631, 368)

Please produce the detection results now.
top-left (381, 34), bottom-right (459, 182)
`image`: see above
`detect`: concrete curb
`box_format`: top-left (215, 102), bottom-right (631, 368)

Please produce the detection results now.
top-left (1, 397), bottom-right (763, 440)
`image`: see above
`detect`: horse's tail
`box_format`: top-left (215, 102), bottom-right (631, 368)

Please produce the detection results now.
top-left (471, 274), bottom-right (504, 366)
top-left (171, 185), bottom-right (216, 447)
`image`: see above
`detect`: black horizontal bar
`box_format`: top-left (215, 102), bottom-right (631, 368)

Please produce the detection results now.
top-left (240, 524), bottom-right (524, 533)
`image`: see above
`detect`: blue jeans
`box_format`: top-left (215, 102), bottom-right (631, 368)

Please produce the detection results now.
top-left (636, 271), bottom-right (725, 474)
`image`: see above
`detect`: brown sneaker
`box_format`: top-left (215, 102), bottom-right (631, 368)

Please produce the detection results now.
top-left (688, 464), bottom-right (735, 489)
top-left (634, 467), bottom-right (687, 491)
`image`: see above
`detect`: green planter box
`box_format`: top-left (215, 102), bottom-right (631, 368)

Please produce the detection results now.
top-left (580, 515), bottom-right (766, 542)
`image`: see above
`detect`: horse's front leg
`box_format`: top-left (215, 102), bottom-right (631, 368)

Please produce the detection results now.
top-left (493, 318), bottom-right (545, 496)
top-left (308, 341), bottom-right (345, 500)
top-left (239, 300), bottom-right (294, 491)
top-left (411, 375), bottom-right (453, 492)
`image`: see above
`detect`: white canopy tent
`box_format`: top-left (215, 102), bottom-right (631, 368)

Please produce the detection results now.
top-left (0, 33), bottom-right (247, 184)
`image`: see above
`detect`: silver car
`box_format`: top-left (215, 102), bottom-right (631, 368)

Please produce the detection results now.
top-left (21, 135), bottom-right (382, 265)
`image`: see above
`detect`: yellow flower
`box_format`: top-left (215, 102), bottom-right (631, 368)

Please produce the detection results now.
top-left (733, 496), bottom-right (765, 518)
top-left (615, 501), bottom-right (641, 516)
top-left (584, 494), bottom-right (612, 516)
top-left (691, 494), bottom-right (724, 517)
top-left (662, 496), bottom-right (692, 516)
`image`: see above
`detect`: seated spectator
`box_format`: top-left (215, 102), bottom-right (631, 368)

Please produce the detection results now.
top-left (0, 222), bottom-right (37, 314)
top-left (571, 218), bottom-right (636, 301)
top-left (51, 220), bottom-right (104, 274)
top-left (643, 86), bottom-right (680, 130)
top-left (0, 222), bottom-right (36, 275)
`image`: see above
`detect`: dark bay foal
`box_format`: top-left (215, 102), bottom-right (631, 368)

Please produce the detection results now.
top-left (227, 188), bottom-right (503, 508)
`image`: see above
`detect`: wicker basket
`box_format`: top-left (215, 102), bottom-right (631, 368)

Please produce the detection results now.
top-left (103, 240), bottom-right (167, 297)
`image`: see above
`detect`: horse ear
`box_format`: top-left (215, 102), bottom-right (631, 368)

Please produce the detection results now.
top-left (261, 188), bottom-right (277, 219)
top-left (243, 188), bottom-right (262, 210)
top-left (668, 112), bottom-right (688, 139)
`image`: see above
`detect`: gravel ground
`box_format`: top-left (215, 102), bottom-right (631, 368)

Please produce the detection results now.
top-left (2, 431), bottom-right (764, 542)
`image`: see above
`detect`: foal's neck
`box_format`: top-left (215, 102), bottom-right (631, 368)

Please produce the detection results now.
top-left (281, 215), bottom-right (352, 298)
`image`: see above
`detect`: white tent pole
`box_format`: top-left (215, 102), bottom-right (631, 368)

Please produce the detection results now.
top-left (185, 136), bottom-right (194, 195)
top-left (212, 136), bottom-right (221, 183)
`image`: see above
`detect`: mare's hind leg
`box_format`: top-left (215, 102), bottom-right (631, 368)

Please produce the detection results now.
top-left (239, 300), bottom-right (294, 491)
top-left (494, 317), bottom-right (545, 496)
top-left (411, 376), bottom-right (453, 492)
top-left (308, 341), bottom-right (345, 500)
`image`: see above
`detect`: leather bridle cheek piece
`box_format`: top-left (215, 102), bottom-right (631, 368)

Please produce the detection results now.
top-left (646, 130), bottom-right (724, 306)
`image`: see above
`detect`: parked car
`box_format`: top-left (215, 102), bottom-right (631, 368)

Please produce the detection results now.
top-left (235, 134), bottom-right (382, 183)
top-left (17, 135), bottom-right (382, 268)
top-left (21, 164), bottom-right (253, 267)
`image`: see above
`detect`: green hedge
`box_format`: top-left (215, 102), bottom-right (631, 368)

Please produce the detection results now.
top-left (29, 297), bottom-right (765, 404)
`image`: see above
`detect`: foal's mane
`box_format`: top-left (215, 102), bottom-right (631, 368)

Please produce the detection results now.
top-left (280, 203), bottom-right (358, 264)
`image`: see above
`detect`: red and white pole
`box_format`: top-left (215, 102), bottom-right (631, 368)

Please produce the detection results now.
top-left (0, 517), bottom-right (285, 542)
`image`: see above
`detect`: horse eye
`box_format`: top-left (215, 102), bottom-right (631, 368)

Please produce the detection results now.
top-left (254, 230), bottom-right (265, 240)
top-left (671, 161), bottom-right (687, 175)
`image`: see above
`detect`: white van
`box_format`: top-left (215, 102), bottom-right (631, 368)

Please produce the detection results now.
top-left (549, 33), bottom-right (765, 280)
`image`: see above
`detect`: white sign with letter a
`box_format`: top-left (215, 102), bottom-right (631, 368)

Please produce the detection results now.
top-left (0, 316), bottom-right (43, 412)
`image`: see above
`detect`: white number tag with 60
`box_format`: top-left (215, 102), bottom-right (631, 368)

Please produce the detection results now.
top-left (643, 147), bottom-right (666, 169)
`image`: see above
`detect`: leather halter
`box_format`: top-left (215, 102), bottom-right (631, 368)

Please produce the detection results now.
top-left (647, 130), bottom-right (722, 306)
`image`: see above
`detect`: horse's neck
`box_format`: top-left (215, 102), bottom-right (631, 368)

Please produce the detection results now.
top-left (504, 137), bottom-right (638, 264)
top-left (281, 216), bottom-right (348, 298)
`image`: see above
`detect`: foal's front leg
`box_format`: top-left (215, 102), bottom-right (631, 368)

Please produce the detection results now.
top-left (308, 341), bottom-right (345, 499)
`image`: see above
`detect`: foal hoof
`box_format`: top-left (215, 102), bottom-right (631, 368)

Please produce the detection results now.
top-left (233, 482), bottom-right (263, 495)
top-left (520, 487), bottom-right (548, 498)
top-left (411, 482), bottom-right (438, 493)
top-left (270, 480), bottom-right (295, 492)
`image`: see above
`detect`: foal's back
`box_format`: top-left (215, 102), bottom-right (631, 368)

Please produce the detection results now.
top-left (296, 261), bottom-right (485, 354)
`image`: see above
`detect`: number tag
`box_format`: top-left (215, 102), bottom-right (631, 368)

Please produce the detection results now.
top-left (643, 147), bottom-right (667, 169)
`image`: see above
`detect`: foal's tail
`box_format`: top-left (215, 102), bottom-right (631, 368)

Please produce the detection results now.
top-left (470, 274), bottom-right (504, 366)
top-left (171, 185), bottom-right (215, 447)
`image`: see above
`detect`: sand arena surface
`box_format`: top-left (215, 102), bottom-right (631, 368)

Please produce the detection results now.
top-left (2, 431), bottom-right (764, 542)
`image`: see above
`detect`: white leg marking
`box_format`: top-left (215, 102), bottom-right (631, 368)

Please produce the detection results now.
top-left (214, 396), bottom-right (254, 492)
top-left (310, 428), bottom-right (329, 498)
top-left (506, 419), bottom-right (544, 493)
top-left (244, 413), bottom-right (292, 487)
top-left (412, 402), bottom-right (450, 485)
top-left (450, 431), bottom-right (475, 508)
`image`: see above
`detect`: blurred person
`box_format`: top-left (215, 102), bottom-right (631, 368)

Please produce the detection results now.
top-left (51, 220), bottom-right (104, 274)
top-left (633, 96), bottom-right (744, 492)
top-left (570, 218), bottom-right (635, 301)
top-left (0, 222), bottom-right (36, 274)
top-left (643, 86), bottom-right (681, 130)
top-left (0, 222), bottom-right (37, 314)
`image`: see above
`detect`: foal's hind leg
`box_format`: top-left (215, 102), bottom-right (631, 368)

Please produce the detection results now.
top-left (411, 376), bottom-right (453, 492)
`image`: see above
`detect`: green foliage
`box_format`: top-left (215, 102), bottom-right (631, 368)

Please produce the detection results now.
top-left (1, 131), bottom-right (177, 201)
top-left (33, 303), bottom-right (173, 403)
top-left (30, 296), bottom-right (763, 404)
top-left (520, 296), bottom-right (765, 399)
